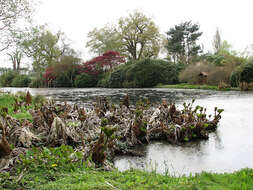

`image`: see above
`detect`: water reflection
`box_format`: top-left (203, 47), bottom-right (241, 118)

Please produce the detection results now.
top-left (115, 94), bottom-right (253, 176)
top-left (2, 87), bottom-right (219, 106)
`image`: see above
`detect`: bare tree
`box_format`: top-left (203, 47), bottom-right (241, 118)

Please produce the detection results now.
top-left (7, 48), bottom-right (22, 71)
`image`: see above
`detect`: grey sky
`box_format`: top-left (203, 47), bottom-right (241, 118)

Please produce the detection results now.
top-left (34, 0), bottom-right (253, 60)
top-left (1, 0), bottom-right (253, 67)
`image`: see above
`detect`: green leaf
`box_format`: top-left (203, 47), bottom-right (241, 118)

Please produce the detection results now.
top-left (217, 109), bottom-right (224, 114)
top-left (204, 123), bottom-right (209, 128)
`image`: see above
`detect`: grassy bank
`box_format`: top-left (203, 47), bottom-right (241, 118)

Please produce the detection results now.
top-left (1, 167), bottom-right (253, 190)
top-left (156, 83), bottom-right (240, 91)
top-left (0, 93), bottom-right (33, 120)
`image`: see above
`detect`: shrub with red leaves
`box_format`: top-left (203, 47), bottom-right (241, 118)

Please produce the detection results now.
top-left (81, 51), bottom-right (125, 75)
top-left (43, 67), bottom-right (55, 83)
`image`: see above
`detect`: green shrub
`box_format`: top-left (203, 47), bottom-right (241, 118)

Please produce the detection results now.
top-left (18, 145), bottom-right (84, 172)
top-left (230, 71), bottom-right (241, 87)
top-left (106, 65), bottom-right (128, 87)
top-left (204, 52), bottom-right (246, 66)
top-left (240, 62), bottom-right (253, 83)
top-left (74, 73), bottom-right (98, 88)
top-left (0, 70), bottom-right (17, 87)
top-left (103, 59), bottom-right (182, 88)
top-left (53, 74), bottom-right (73, 87)
top-left (97, 72), bottom-right (111, 87)
top-left (11, 75), bottom-right (31, 87)
top-left (29, 76), bottom-right (46, 88)
top-left (204, 53), bottom-right (224, 66)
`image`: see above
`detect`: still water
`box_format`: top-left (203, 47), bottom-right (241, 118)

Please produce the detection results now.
top-left (2, 87), bottom-right (253, 175)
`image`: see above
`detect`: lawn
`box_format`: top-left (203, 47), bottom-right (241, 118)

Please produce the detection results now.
top-left (1, 167), bottom-right (253, 190)
top-left (156, 83), bottom-right (240, 91)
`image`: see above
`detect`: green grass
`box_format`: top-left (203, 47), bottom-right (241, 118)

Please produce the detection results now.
top-left (156, 83), bottom-right (240, 91)
top-left (0, 93), bottom-right (15, 107)
top-left (0, 93), bottom-right (33, 120)
top-left (1, 168), bottom-right (253, 190)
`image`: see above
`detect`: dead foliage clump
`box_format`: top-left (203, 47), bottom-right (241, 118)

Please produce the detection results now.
top-left (218, 81), bottom-right (230, 90)
top-left (0, 94), bottom-right (223, 169)
top-left (240, 82), bottom-right (253, 91)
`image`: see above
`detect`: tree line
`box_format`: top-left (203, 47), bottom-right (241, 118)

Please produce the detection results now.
top-left (0, 0), bottom-right (253, 89)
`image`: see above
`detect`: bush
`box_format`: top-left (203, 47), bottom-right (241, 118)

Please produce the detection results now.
top-left (74, 73), bottom-right (99, 88)
top-left (49, 63), bottom-right (80, 87)
top-left (207, 66), bottom-right (234, 85)
top-left (107, 65), bottom-right (128, 87)
top-left (203, 52), bottom-right (246, 66)
top-left (102, 59), bottom-right (182, 88)
top-left (97, 72), bottom-right (111, 87)
top-left (43, 55), bottom-right (81, 87)
top-left (29, 75), bottom-right (47, 88)
top-left (53, 73), bottom-right (73, 87)
top-left (204, 53), bottom-right (225, 66)
top-left (180, 62), bottom-right (236, 85)
top-left (11, 75), bottom-right (31, 87)
top-left (230, 71), bottom-right (241, 87)
top-left (0, 70), bottom-right (17, 87)
top-left (229, 61), bottom-right (253, 88)
top-left (179, 62), bottom-right (215, 84)
top-left (240, 62), bottom-right (253, 83)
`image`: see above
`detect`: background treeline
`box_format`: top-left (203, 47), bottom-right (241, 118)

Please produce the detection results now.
top-left (2, 56), bottom-right (252, 89)
top-left (0, 2), bottom-right (253, 89)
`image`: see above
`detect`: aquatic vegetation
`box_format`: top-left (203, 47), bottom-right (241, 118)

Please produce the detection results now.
top-left (0, 111), bottom-right (12, 159)
top-left (0, 93), bottom-right (223, 170)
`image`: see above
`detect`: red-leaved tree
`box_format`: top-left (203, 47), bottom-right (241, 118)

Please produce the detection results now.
top-left (81, 51), bottom-right (125, 75)
top-left (43, 66), bottom-right (55, 83)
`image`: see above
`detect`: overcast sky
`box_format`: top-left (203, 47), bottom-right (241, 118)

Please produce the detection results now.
top-left (1, 0), bottom-right (253, 67)
top-left (33, 0), bottom-right (253, 59)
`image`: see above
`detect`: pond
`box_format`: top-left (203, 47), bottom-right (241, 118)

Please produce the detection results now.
top-left (2, 87), bottom-right (253, 176)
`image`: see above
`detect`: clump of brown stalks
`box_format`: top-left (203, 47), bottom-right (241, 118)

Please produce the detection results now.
top-left (0, 92), bottom-right (223, 169)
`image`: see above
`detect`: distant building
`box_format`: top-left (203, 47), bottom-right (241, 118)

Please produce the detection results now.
top-left (198, 72), bottom-right (208, 84)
